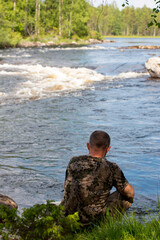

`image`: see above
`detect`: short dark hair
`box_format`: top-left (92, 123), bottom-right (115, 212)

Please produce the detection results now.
top-left (89, 131), bottom-right (110, 149)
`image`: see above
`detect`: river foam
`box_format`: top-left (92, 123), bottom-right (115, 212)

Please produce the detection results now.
top-left (38, 46), bottom-right (114, 52)
top-left (0, 63), bottom-right (104, 102)
top-left (0, 63), bottom-right (149, 104)
top-left (112, 71), bottom-right (149, 79)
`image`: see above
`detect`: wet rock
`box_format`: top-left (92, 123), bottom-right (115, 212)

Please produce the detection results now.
top-left (121, 45), bottom-right (160, 49)
top-left (0, 194), bottom-right (18, 209)
top-left (145, 57), bottom-right (160, 78)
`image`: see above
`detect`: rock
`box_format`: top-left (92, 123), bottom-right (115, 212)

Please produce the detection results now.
top-left (71, 41), bottom-right (77, 45)
top-left (103, 39), bottom-right (116, 43)
top-left (121, 45), bottom-right (160, 50)
top-left (18, 41), bottom-right (56, 48)
top-left (18, 41), bottom-right (36, 47)
top-left (0, 194), bottom-right (18, 209)
top-left (88, 39), bottom-right (115, 44)
top-left (89, 38), bottom-right (102, 44)
top-left (145, 57), bottom-right (160, 78)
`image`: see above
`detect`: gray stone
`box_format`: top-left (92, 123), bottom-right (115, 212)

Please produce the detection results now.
top-left (145, 57), bottom-right (160, 78)
top-left (0, 194), bottom-right (18, 209)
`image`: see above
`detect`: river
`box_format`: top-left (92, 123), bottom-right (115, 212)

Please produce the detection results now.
top-left (0, 38), bottom-right (160, 214)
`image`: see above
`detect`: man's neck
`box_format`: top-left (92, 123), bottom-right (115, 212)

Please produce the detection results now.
top-left (88, 152), bottom-right (105, 158)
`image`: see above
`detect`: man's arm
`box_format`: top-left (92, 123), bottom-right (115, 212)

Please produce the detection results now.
top-left (121, 183), bottom-right (135, 199)
top-left (112, 162), bottom-right (135, 201)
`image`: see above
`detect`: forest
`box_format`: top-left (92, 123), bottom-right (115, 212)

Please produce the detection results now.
top-left (0, 0), bottom-right (160, 47)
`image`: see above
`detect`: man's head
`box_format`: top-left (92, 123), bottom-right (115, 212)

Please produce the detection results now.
top-left (87, 130), bottom-right (111, 158)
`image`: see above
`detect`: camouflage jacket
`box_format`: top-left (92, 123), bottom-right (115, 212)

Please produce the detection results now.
top-left (61, 155), bottom-right (129, 223)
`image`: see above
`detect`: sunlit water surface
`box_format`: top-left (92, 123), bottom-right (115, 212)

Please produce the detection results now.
top-left (0, 38), bottom-right (160, 215)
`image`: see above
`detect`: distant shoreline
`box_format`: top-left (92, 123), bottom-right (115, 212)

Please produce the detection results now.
top-left (1, 35), bottom-right (160, 49)
top-left (0, 38), bottom-right (113, 49)
top-left (17, 38), bottom-right (115, 48)
top-left (104, 35), bottom-right (160, 38)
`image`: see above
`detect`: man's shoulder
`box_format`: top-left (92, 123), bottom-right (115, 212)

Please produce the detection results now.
top-left (69, 155), bottom-right (117, 166)
top-left (105, 160), bottom-right (121, 171)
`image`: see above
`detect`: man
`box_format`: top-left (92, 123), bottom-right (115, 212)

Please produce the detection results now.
top-left (61, 130), bottom-right (134, 225)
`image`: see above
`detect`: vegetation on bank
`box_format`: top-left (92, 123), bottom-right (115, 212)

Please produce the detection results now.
top-left (0, 0), bottom-right (160, 48)
top-left (76, 212), bottom-right (160, 240)
top-left (0, 201), bottom-right (81, 240)
top-left (16, 32), bottom-right (103, 48)
top-left (0, 201), bottom-right (159, 240)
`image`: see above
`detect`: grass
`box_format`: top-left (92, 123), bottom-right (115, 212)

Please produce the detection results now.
top-left (73, 210), bottom-right (160, 240)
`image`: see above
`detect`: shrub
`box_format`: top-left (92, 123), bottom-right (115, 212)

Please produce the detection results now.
top-left (0, 201), bottom-right (81, 240)
top-left (71, 34), bottom-right (80, 41)
top-left (89, 30), bottom-right (102, 40)
top-left (0, 28), bottom-right (22, 48)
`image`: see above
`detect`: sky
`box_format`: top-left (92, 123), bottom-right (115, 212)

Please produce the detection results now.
top-left (93, 0), bottom-right (156, 9)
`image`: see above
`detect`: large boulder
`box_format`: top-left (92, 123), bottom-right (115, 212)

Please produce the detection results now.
top-left (0, 194), bottom-right (18, 209)
top-left (145, 57), bottom-right (160, 78)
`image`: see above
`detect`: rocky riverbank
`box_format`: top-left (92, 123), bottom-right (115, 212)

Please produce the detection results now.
top-left (121, 45), bottom-right (160, 49)
top-left (17, 38), bottom-right (115, 48)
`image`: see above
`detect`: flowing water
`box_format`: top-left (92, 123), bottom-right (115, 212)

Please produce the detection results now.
top-left (0, 38), bottom-right (160, 215)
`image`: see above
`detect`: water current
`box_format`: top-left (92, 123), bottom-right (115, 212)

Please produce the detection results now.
top-left (0, 38), bottom-right (160, 215)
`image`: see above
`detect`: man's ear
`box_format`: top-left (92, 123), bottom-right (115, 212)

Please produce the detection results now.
top-left (87, 142), bottom-right (90, 150)
top-left (107, 146), bottom-right (111, 153)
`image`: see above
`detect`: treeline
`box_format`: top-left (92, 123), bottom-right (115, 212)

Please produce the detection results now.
top-left (0, 0), bottom-right (90, 47)
top-left (92, 2), bottom-right (160, 36)
top-left (0, 0), bottom-right (160, 47)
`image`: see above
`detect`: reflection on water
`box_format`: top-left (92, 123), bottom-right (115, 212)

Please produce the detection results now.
top-left (0, 38), bottom-right (160, 213)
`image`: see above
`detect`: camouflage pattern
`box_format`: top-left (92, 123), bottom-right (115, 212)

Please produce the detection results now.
top-left (61, 155), bottom-right (129, 224)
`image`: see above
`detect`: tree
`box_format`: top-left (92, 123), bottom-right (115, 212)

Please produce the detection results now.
top-left (59, 0), bottom-right (63, 36)
top-left (69, 0), bottom-right (89, 37)
top-left (40, 0), bottom-right (59, 34)
top-left (123, 0), bottom-right (160, 28)
top-left (0, 0), bottom-right (160, 49)
top-left (104, 2), bottom-right (121, 35)
top-left (121, 6), bottom-right (136, 35)
top-left (35, 0), bottom-right (41, 35)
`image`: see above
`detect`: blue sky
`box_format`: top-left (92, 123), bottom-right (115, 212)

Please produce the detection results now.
top-left (93, 0), bottom-right (156, 9)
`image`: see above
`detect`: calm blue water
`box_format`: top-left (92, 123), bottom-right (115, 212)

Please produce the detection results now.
top-left (0, 38), bottom-right (160, 214)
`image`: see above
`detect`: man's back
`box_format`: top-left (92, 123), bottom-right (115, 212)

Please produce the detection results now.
top-left (61, 155), bottom-right (128, 223)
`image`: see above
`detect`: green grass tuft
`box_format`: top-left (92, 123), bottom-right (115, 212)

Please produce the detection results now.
top-left (74, 209), bottom-right (160, 240)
